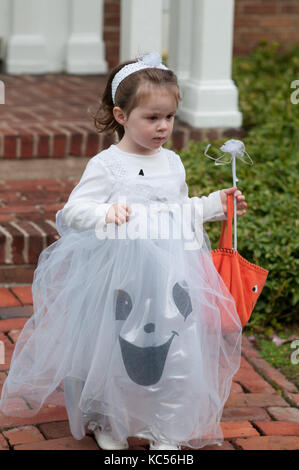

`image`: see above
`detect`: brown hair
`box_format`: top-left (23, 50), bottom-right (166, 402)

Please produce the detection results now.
top-left (89, 60), bottom-right (181, 141)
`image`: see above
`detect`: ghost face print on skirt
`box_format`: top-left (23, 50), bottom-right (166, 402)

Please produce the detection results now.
top-left (115, 280), bottom-right (193, 386)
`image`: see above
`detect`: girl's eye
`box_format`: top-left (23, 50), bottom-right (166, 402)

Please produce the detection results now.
top-left (147, 115), bottom-right (174, 121)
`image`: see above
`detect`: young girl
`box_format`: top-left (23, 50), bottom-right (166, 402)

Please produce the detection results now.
top-left (0, 52), bottom-right (247, 451)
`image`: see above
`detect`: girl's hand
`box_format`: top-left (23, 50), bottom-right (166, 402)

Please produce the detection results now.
top-left (220, 187), bottom-right (247, 216)
top-left (105, 203), bottom-right (132, 226)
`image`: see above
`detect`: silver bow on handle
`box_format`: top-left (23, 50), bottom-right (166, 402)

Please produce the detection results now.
top-left (204, 139), bottom-right (253, 251)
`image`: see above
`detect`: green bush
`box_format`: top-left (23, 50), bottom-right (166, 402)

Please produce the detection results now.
top-left (177, 41), bottom-right (299, 331)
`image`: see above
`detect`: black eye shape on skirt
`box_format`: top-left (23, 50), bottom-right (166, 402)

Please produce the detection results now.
top-left (115, 290), bottom-right (133, 320)
top-left (115, 282), bottom-right (192, 322)
top-left (172, 282), bottom-right (192, 320)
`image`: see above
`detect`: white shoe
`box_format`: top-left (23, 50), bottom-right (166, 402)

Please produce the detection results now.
top-left (150, 440), bottom-right (181, 450)
top-left (94, 428), bottom-right (129, 450)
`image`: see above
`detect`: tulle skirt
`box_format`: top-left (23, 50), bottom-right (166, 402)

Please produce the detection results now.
top-left (0, 217), bottom-right (242, 448)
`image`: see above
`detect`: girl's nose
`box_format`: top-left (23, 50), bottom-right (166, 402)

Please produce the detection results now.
top-left (157, 120), bottom-right (168, 131)
top-left (144, 322), bottom-right (155, 333)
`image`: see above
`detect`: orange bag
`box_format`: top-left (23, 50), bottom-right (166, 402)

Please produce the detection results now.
top-left (211, 193), bottom-right (269, 327)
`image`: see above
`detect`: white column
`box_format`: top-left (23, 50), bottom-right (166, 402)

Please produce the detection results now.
top-left (66, 0), bottom-right (107, 74)
top-left (120, 0), bottom-right (164, 62)
top-left (0, 0), bottom-right (11, 60)
top-left (168, 0), bottom-right (193, 82)
top-left (42, 0), bottom-right (70, 73)
top-left (178, 0), bottom-right (242, 128)
top-left (6, 0), bottom-right (48, 74)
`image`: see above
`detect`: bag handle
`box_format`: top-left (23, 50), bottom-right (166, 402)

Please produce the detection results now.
top-left (218, 193), bottom-right (234, 250)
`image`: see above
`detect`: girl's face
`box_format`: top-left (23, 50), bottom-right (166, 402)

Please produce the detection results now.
top-left (114, 85), bottom-right (178, 155)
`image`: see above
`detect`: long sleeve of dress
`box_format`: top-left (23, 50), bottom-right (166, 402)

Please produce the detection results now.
top-left (174, 152), bottom-right (227, 223)
top-left (60, 156), bottom-right (115, 232)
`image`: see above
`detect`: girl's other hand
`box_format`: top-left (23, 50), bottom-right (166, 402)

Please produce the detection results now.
top-left (105, 203), bottom-right (132, 225)
top-left (220, 187), bottom-right (247, 216)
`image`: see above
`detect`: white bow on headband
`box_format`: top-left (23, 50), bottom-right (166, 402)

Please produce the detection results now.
top-left (111, 52), bottom-right (168, 104)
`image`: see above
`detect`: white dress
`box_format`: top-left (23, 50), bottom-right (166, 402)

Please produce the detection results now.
top-left (0, 145), bottom-right (242, 449)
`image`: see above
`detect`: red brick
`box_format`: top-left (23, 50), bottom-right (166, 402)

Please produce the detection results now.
top-left (104, 3), bottom-right (120, 16)
top-left (0, 433), bottom-right (9, 450)
top-left (10, 286), bottom-right (33, 305)
top-left (241, 335), bottom-right (266, 360)
top-left (171, 130), bottom-right (186, 151)
top-left (0, 191), bottom-right (22, 203)
top-left (258, 16), bottom-right (296, 28)
top-left (221, 421), bottom-right (259, 439)
top-left (0, 204), bottom-right (42, 215)
top-left (0, 224), bottom-right (25, 265)
top-left (14, 435), bottom-right (99, 450)
top-left (0, 371), bottom-right (7, 385)
top-left (231, 382), bottom-right (243, 393)
top-left (38, 421), bottom-right (71, 440)
top-left (243, 4), bottom-right (278, 14)
top-left (254, 421), bottom-right (299, 436)
top-left (33, 180), bottom-right (64, 189)
top-left (14, 221), bottom-right (44, 264)
top-left (76, 124), bottom-right (101, 157)
top-left (225, 393), bottom-right (288, 408)
top-left (37, 132), bottom-right (50, 158)
top-left (221, 407), bottom-right (272, 422)
top-left (3, 132), bottom-right (18, 159)
top-left (7, 329), bottom-right (21, 343)
top-left (127, 436), bottom-right (149, 448)
top-left (20, 133), bottom-right (34, 159)
top-left (284, 392), bottom-right (299, 407)
top-left (0, 305), bottom-right (33, 319)
top-left (281, 4), bottom-right (299, 14)
top-left (267, 407), bottom-right (299, 423)
top-left (0, 405), bottom-right (68, 429)
top-left (31, 220), bottom-right (58, 246)
top-left (236, 435), bottom-right (299, 450)
top-left (0, 317), bottom-right (28, 332)
top-left (42, 202), bottom-right (64, 213)
top-left (0, 397), bottom-right (30, 417)
top-left (234, 357), bottom-right (276, 393)
top-left (0, 288), bottom-right (20, 307)
top-left (3, 425), bottom-right (45, 446)
top-left (0, 331), bottom-right (11, 346)
top-left (6, 180), bottom-right (41, 190)
top-left (0, 215), bottom-right (18, 223)
top-left (249, 358), bottom-right (298, 393)
top-left (0, 265), bottom-right (35, 285)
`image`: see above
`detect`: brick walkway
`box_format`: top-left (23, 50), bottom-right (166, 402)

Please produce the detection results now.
top-left (0, 286), bottom-right (298, 450)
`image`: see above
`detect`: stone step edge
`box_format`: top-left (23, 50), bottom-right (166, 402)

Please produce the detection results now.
top-left (0, 123), bottom-right (114, 159)
top-left (0, 219), bottom-right (59, 271)
top-left (0, 121), bottom-right (246, 158)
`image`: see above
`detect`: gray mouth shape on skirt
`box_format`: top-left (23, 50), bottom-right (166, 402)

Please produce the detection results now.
top-left (119, 331), bottom-right (178, 386)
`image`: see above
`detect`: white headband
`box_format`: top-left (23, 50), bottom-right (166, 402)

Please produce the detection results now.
top-left (111, 52), bottom-right (169, 105)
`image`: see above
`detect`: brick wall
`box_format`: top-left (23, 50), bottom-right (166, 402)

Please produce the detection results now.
top-left (103, 0), bottom-right (120, 70)
top-left (234, 0), bottom-right (299, 55)
top-left (103, 0), bottom-right (299, 70)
